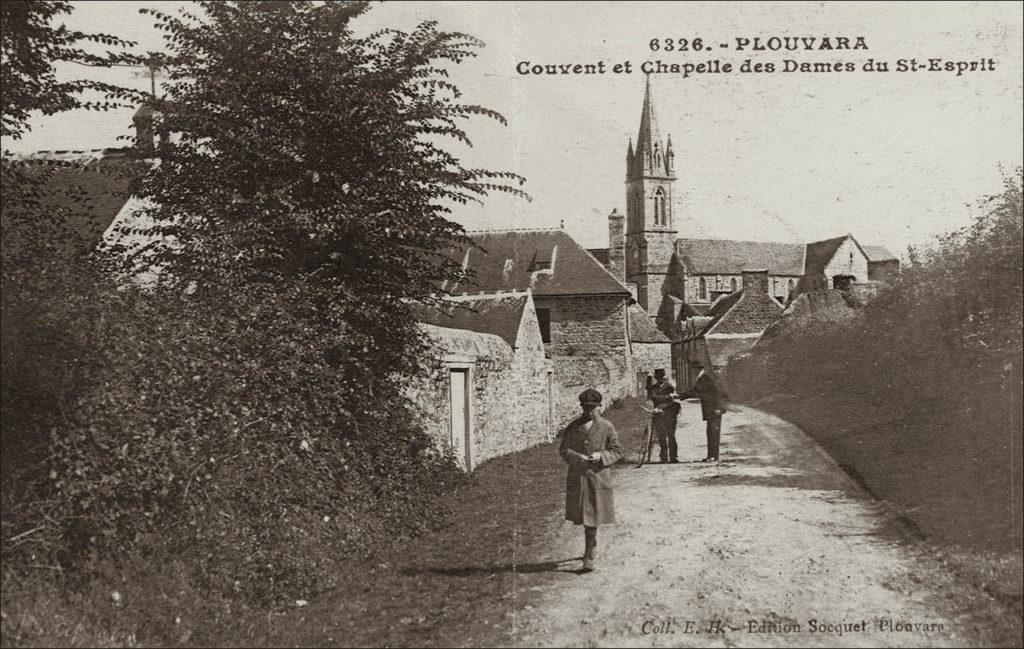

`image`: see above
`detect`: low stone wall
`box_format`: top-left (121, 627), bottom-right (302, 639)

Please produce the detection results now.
top-left (473, 300), bottom-right (553, 459)
top-left (632, 341), bottom-right (673, 381)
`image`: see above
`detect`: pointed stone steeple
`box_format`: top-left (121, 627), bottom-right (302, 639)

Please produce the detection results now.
top-left (624, 76), bottom-right (677, 317)
top-left (630, 75), bottom-right (672, 179)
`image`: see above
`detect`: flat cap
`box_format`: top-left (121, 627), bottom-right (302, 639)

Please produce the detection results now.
top-left (578, 388), bottom-right (603, 405)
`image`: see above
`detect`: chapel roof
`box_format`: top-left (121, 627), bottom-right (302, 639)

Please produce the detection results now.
top-left (675, 238), bottom-right (806, 276)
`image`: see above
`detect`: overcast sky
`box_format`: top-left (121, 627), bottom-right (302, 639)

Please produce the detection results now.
top-left (5, 1), bottom-right (1022, 254)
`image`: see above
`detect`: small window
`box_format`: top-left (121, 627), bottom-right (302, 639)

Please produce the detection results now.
top-left (730, 277), bottom-right (737, 292)
top-left (654, 187), bottom-right (666, 226)
top-left (536, 308), bottom-right (551, 343)
top-left (698, 277), bottom-right (707, 301)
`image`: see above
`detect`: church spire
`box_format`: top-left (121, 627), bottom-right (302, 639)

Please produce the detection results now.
top-left (636, 75), bottom-right (660, 159)
top-left (631, 75), bottom-right (672, 178)
top-left (623, 75), bottom-right (677, 318)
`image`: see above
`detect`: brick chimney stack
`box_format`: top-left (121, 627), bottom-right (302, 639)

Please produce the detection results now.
top-left (607, 208), bottom-right (625, 281)
top-left (741, 269), bottom-right (770, 295)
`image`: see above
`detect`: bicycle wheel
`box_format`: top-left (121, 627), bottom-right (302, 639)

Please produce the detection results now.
top-left (636, 420), bottom-right (653, 467)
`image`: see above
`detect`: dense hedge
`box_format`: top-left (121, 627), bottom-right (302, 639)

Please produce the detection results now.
top-left (729, 171), bottom-right (1023, 550)
top-left (1, 242), bottom-right (467, 603)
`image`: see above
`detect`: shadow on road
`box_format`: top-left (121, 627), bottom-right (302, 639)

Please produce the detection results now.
top-left (403, 557), bottom-right (584, 577)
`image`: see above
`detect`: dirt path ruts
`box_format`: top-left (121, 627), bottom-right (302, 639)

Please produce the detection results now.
top-left (507, 403), bottom-right (1013, 648)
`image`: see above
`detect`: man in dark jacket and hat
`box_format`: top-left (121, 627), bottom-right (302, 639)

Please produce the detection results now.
top-left (559, 388), bottom-right (622, 572)
top-left (648, 368), bottom-right (681, 463)
top-left (677, 368), bottom-right (729, 462)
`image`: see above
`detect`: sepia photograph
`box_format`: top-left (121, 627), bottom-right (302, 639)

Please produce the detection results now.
top-left (1, 1), bottom-right (1022, 647)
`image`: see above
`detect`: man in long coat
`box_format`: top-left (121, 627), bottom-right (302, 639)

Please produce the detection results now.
top-left (559, 388), bottom-right (622, 572)
top-left (649, 368), bottom-right (681, 463)
top-left (677, 368), bottom-right (729, 462)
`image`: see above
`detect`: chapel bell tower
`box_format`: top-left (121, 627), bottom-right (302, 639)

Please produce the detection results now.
top-left (625, 76), bottom-right (677, 316)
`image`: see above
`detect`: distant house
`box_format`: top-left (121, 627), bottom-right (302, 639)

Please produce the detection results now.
top-left (800, 234), bottom-right (870, 293)
top-left (4, 108), bottom-right (166, 279)
top-left (413, 291), bottom-right (552, 469)
top-left (675, 269), bottom-right (784, 386)
top-left (445, 229), bottom-right (635, 423)
top-left (626, 302), bottom-right (672, 391)
top-left (863, 245), bottom-right (901, 281)
top-left (2, 148), bottom-right (142, 255)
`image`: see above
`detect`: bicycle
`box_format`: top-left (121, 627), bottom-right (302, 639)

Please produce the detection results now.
top-left (635, 398), bottom-right (686, 468)
top-left (636, 405), bottom-right (655, 467)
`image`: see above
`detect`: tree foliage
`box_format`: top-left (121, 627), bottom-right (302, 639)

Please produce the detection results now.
top-left (0, 0), bottom-right (140, 140)
top-left (3, 0), bottom-right (525, 605)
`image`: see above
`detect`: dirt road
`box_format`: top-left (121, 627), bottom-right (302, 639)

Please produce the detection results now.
top-left (508, 403), bottom-right (1018, 648)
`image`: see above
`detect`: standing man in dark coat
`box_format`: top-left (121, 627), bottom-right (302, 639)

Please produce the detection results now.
top-left (649, 368), bottom-right (681, 463)
top-left (559, 388), bottom-right (622, 572)
top-left (678, 368), bottom-right (730, 462)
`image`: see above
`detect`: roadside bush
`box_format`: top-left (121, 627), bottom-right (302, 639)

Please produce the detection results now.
top-left (730, 170), bottom-right (1023, 551)
top-left (2, 250), bottom-right (467, 604)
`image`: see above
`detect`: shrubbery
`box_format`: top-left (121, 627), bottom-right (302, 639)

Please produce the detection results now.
top-left (2, 239), bottom-right (468, 603)
top-left (730, 170), bottom-right (1023, 550)
top-left (2, 0), bottom-right (524, 611)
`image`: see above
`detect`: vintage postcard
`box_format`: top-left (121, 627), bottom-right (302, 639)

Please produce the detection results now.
top-left (1, 1), bottom-right (1021, 647)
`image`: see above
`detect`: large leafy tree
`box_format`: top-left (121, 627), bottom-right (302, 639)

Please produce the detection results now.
top-left (0, 0), bottom-right (139, 140)
top-left (132, 0), bottom-right (526, 404)
top-left (137, 1), bottom-right (523, 290)
top-left (3, 0), bottom-right (527, 604)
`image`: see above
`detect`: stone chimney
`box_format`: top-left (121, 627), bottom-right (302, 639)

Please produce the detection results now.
top-left (607, 208), bottom-right (625, 281)
top-left (741, 269), bottom-right (770, 295)
top-left (133, 104), bottom-right (155, 157)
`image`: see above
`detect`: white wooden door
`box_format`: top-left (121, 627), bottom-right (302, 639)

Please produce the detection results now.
top-left (449, 369), bottom-right (470, 470)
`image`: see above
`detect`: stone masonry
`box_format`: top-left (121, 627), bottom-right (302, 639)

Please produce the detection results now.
top-left (536, 294), bottom-right (633, 426)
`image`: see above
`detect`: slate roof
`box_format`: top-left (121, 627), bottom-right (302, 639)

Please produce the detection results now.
top-left (587, 248), bottom-right (610, 266)
top-left (449, 229), bottom-right (630, 297)
top-left (680, 303), bottom-right (710, 318)
top-left (675, 238), bottom-right (805, 276)
top-left (3, 149), bottom-right (143, 253)
top-left (862, 245), bottom-right (898, 262)
top-left (692, 290), bottom-right (743, 338)
top-left (627, 303), bottom-right (670, 343)
top-left (414, 293), bottom-right (529, 348)
top-left (419, 324), bottom-right (513, 361)
top-left (802, 235), bottom-right (849, 275)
